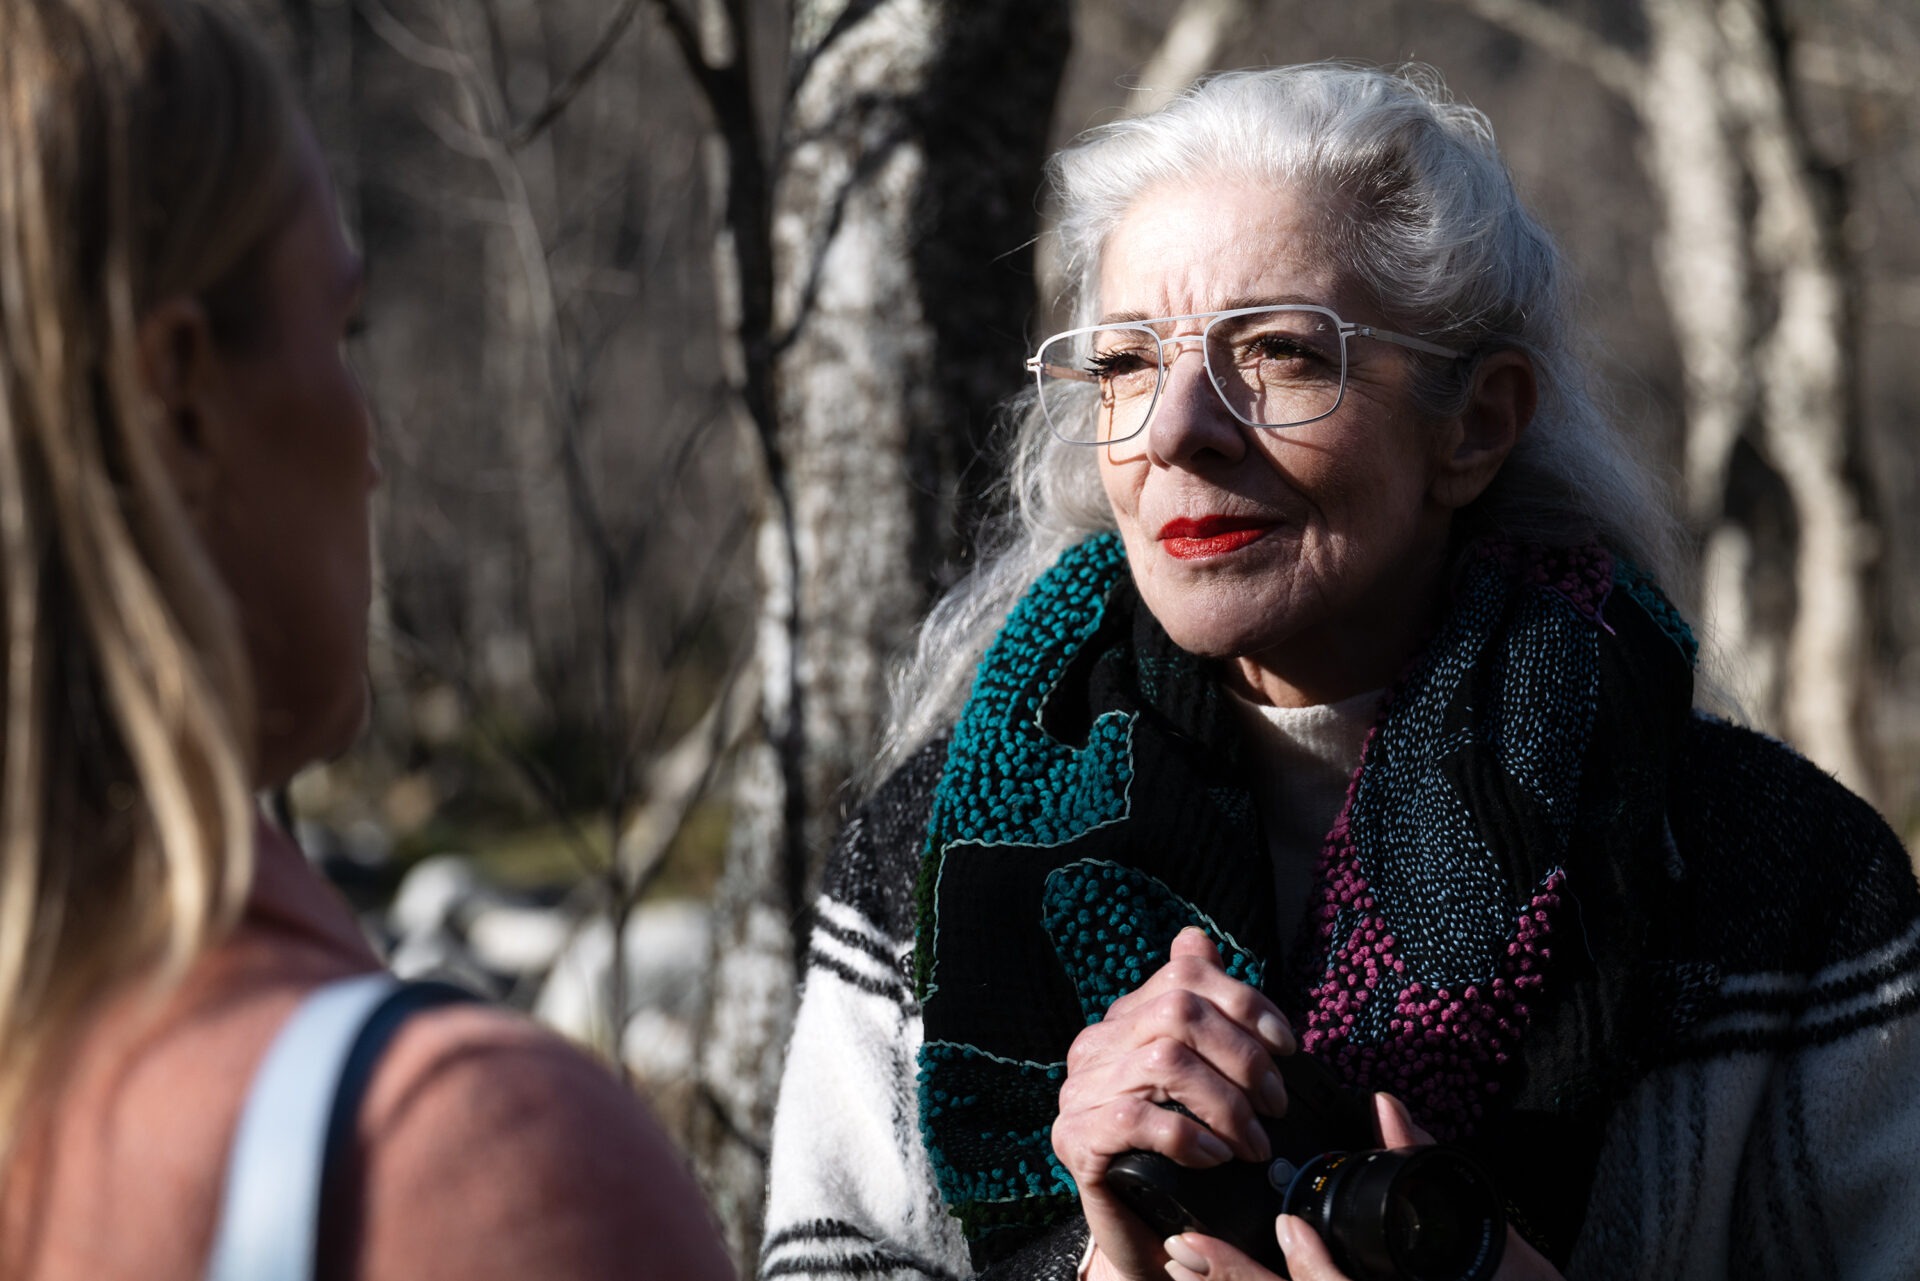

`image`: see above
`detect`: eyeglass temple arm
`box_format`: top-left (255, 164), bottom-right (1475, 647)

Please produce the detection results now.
top-left (1024, 356), bottom-right (1098, 383)
top-left (1345, 324), bottom-right (1465, 360)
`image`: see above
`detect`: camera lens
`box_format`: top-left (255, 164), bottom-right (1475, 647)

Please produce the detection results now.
top-left (1281, 1148), bottom-right (1504, 1281)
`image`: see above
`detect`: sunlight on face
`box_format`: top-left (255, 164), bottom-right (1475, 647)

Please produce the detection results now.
top-left (1095, 180), bottom-right (1457, 706)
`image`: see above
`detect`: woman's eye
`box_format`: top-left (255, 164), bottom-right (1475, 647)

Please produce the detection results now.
top-left (1245, 334), bottom-right (1322, 364)
top-left (1086, 350), bottom-right (1153, 379)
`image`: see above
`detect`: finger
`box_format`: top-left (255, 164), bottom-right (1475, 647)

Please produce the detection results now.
top-left (1276, 1215), bottom-right (1351, 1281)
top-left (1164, 1231), bottom-right (1288, 1280)
top-left (1372, 1092), bottom-right (1437, 1148)
top-left (1066, 987), bottom-right (1287, 1129)
top-left (1061, 1033), bottom-right (1270, 1161)
top-left (1130, 990), bottom-right (1290, 1120)
top-left (1108, 955), bottom-right (1297, 1061)
top-left (1052, 1092), bottom-right (1239, 1176)
top-left (1169, 925), bottom-right (1224, 966)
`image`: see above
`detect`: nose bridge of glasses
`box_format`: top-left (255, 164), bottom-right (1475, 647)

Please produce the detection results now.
top-left (1156, 330), bottom-right (1213, 379)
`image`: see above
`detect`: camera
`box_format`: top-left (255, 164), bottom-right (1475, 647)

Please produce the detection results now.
top-left (1104, 1050), bottom-right (1505, 1281)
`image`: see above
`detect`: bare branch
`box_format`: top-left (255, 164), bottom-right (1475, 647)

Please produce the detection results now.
top-left (507, 0), bottom-right (649, 148)
top-left (615, 661), bottom-right (756, 891)
top-left (355, 0), bottom-right (472, 79)
top-left (418, 99), bottom-right (496, 159)
top-left (1441, 0), bottom-right (1645, 107)
top-left (1125, 0), bottom-right (1256, 116)
top-left (645, 0), bottom-right (724, 113)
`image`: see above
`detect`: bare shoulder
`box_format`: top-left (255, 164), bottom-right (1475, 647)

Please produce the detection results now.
top-left (345, 1001), bottom-right (735, 1281)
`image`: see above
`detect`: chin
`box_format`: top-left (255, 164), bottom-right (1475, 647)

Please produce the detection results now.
top-left (1153, 613), bottom-right (1285, 663)
top-left (255, 680), bottom-right (371, 790)
top-left (1137, 577), bottom-right (1296, 661)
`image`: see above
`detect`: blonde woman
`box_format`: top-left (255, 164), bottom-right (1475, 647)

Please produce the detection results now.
top-left (0, 2), bottom-right (733, 1278)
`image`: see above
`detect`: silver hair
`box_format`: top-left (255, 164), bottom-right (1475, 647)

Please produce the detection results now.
top-left (873, 62), bottom-right (1685, 781)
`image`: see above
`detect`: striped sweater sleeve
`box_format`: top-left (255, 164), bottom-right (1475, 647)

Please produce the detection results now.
top-left (760, 744), bottom-right (972, 1281)
top-left (1566, 716), bottom-right (1920, 1279)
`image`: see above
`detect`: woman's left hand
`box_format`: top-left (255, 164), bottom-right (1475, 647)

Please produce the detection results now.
top-left (1159, 1095), bottom-right (1565, 1281)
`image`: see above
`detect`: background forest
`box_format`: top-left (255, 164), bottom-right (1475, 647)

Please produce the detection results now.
top-left (234, 0), bottom-right (1918, 1267)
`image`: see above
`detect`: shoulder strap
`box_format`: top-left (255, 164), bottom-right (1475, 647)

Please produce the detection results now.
top-left (205, 973), bottom-right (477, 1281)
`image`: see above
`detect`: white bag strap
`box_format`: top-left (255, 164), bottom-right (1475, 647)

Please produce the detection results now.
top-left (204, 972), bottom-right (474, 1281)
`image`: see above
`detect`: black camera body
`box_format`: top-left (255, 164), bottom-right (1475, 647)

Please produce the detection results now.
top-left (1105, 1051), bottom-right (1505, 1281)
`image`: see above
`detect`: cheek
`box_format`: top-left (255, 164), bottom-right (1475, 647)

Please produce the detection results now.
top-left (1097, 455), bottom-right (1143, 527)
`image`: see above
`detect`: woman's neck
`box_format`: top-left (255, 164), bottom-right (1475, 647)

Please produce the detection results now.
top-left (1226, 548), bottom-right (1449, 709)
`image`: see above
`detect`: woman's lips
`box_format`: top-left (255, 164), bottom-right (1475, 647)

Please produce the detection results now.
top-left (1157, 515), bottom-right (1278, 560)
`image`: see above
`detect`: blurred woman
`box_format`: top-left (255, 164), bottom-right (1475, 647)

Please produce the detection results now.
top-left (0, 2), bottom-right (734, 1277)
top-left (761, 64), bottom-right (1920, 1281)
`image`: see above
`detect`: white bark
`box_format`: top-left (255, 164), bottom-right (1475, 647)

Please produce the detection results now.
top-left (695, 1), bottom-right (1068, 1263)
top-left (1640, 0), bottom-right (1750, 522)
top-left (1718, 0), bottom-right (1875, 798)
top-left (1446, 0), bottom-right (1880, 800)
top-left (773, 0), bottom-right (938, 855)
top-left (1700, 522), bottom-right (1782, 721)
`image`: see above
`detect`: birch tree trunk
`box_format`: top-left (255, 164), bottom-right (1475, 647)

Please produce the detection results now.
top-left (1447, 0), bottom-right (1879, 800)
top-left (693, 0), bottom-right (1069, 1265)
top-left (1718, 0), bottom-right (1874, 797)
top-left (1638, 0), bottom-right (1780, 718)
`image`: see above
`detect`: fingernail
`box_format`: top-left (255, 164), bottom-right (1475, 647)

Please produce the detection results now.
top-left (1258, 1069), bottom-right (1288, 1116)
top-left (1195, 1130), bottom-right (1232, 1163)
top-left (1257, 1012), bottom-right (1295, 1053)
top-left (1277, 1215), bottom-right (1300, 1251)
top-left (1165, 1235), bottom-right (1211, 1274)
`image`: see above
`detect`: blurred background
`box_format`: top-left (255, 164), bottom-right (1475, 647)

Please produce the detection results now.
top-left (233, 0), bottom-right (1916, 1266)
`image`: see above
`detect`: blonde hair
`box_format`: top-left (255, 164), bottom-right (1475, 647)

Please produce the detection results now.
top-left (0, 0), bottom-right (304, 1154)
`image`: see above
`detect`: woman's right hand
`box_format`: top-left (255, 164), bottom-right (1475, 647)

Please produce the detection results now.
top-left (1051, 926), bottom-right (1297, 1281)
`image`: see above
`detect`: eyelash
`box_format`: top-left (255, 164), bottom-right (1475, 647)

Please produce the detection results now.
top-left (1086, 350), bottom-right (1150, 376)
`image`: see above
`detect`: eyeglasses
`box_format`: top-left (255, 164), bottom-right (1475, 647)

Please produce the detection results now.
top-left (1024, 304), bottom-right (1465, 446)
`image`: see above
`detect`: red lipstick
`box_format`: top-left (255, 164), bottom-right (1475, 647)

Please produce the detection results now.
top-left (1158, 515), bottom-right (1276, 560)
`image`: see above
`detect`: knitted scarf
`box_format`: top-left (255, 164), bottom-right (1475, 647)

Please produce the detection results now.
top-left (911, 533), bottom-right (1698, 1265)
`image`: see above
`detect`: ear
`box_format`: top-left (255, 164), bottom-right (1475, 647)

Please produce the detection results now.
top-left (1428, 349), bottom-right (1536, 511)
top-left (135, 295), bottom-right (222, 521)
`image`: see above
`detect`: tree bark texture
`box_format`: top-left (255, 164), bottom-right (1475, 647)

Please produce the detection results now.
top-left (1717, 0), bottom-right (1873, 798)
top-left (1452, 0), bottom-right (1880, 802)
top-left (694, 0), bottom-right (1069, 1266)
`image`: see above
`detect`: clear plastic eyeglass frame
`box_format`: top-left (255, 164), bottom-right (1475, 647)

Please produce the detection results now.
top-left (1023, 304), bottom-right (1466, 446)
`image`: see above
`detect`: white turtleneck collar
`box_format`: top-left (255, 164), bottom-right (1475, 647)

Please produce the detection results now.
top-left (1229, 686), bottom-right (1384, 951)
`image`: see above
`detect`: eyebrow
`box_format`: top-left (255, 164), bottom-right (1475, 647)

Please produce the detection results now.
top-left (1096, 294), bottom-right (1325, 326)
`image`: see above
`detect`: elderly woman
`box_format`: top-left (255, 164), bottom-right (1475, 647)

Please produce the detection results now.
top-left (759, 64), bottom-right (1920, 1281)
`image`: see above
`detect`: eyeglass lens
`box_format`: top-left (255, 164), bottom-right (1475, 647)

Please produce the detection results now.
top-left (1035, 308), bottom-right (1346, 443)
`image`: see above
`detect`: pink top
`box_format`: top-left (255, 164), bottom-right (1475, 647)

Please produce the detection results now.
top-left (0, 820), bottom-right (735, 1281)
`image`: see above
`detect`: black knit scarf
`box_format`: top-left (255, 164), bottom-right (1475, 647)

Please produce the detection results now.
top-left (912, 533), bottom-right (1698, 1267)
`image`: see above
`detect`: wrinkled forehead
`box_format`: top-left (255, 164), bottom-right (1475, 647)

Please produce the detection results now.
top-left (1093, 178), bottom-right (1372, 328)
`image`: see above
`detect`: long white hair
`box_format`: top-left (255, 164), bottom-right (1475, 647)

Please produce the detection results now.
top-left (875, 63), bottom-right (1683, 780)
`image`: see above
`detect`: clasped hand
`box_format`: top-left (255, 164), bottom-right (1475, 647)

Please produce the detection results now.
top-left (1050, 927), bottom-right (1562, 1281)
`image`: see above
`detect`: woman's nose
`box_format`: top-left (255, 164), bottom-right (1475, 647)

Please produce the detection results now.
top-left (1143, 336), bottom-right (1247, 467)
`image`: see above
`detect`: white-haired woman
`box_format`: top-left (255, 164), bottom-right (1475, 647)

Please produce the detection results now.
top-left (0, 2), bottom-right (732, 1277)
top-left (760, 64), bottom-right (1920, 1281)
